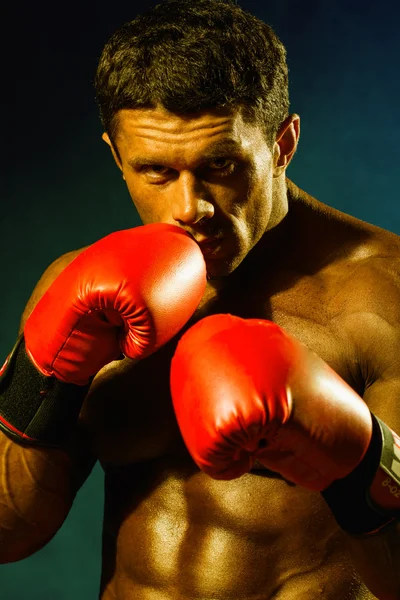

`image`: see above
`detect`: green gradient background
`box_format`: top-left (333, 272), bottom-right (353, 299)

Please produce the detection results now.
top-left (1, 0), bottom-right (399, 597)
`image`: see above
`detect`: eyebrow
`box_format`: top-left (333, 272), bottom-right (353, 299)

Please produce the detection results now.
top-left (127, 139), bottom-right (245, 168)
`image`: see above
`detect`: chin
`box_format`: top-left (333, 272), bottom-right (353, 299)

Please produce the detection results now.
top-left (205, 253), bottom-right (245, 279)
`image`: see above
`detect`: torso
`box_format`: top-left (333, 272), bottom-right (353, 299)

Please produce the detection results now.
top-left (79, 182), bottom-right (400, 599)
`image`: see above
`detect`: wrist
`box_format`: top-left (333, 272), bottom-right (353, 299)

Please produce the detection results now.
top-left (0, 335), bottom-right (90, 448)
top-left (321, 414), bottom-right (399, 536)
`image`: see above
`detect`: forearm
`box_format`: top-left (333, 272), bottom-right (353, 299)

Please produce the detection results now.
top-left (320, 412), bottom-right (400, 598)
top-left (0, 429), bottom-right (74, 563)
top-left (346, 520), bottom-right (400, 600)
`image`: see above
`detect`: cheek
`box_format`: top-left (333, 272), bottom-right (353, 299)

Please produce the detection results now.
top-left (220, 168), bottom-right (256, 215)
top-left (242, 169), bottom-right (273, 231)
top-left (239, 165), bottom-right (272, 212)
top-left (125, 180), bottom-right (167, 223)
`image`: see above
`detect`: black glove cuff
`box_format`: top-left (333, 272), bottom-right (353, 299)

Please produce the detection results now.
top-left (321, 414), bottom-right (395, 536)
top-left (0, 335), bottom-right (90, 448)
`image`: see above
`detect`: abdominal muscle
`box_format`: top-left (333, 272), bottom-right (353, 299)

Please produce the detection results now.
top-left (98, 455), bottom-right (375, 600)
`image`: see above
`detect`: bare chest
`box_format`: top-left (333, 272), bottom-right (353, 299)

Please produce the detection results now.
top-left (80, 267), bottom-right (357, 467)
top-left (85, 267), bottom-right (374, 600)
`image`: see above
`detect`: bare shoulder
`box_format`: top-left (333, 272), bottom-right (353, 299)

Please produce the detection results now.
top-left (19, 245), bottom-right (90, 333)
top-left (331, 228), bottom-right (400, 324)
top-left (328, 229), bottom-right (400, 424)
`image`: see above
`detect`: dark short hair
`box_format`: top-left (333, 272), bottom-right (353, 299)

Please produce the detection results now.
top-left (94, 0), bottom-right (289, 148)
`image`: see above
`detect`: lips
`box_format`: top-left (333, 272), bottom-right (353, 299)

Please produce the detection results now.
top-left (190, 230), bottom-right (218, 242)
top-left (197, 237), bottom-right (223, 257)
top-left (197, 236), bottom-right (220, 246)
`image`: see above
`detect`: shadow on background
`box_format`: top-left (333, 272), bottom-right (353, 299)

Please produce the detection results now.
top-left (1, 0), bottom-right (399, 597)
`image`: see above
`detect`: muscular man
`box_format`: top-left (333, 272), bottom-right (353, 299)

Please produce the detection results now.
top-left (1, 1), bottom-right (399, 598)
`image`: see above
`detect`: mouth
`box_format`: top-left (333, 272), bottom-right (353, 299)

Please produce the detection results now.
top-left (197, 236), bottom-right (223, 256)
top-left (193, 233), bottom-right (220, 244)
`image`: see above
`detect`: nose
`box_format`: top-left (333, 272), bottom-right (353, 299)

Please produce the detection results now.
top-left (171, 172), bottom-right (214, 226)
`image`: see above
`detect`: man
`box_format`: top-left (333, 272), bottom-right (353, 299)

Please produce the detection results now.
top-left (0, 1), bottom-right (399, 598)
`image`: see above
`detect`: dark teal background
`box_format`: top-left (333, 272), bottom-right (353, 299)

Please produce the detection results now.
top-left (1, 0), bottom-right (399, 597)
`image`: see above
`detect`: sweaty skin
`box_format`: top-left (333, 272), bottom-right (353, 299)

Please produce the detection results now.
top-left (76, 185), bottom-right (400, 600)
top-left (20, 108), bottom-right (400, 598)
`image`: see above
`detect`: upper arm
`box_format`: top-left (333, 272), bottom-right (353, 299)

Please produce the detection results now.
top-left (330, 257), bottom-right (400, 598)
top-left (359, 314), bottom-right (400, 434)
top-left (332, 257), bottom-right (400, 433)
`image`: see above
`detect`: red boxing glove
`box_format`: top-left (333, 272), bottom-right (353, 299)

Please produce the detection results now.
top-left (25, 223), bottom-right (206, 385)
top-left (171, 314), bottom-right (400, 533)
top-left (0, 224), bottom-right (206, 446)
top-left (171, 313), bottom-right (372, 488)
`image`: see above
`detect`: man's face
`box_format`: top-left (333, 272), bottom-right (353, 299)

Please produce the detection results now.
top-left (106, 106), bottom-right (281, 278)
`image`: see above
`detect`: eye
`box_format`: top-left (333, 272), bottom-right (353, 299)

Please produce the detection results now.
top-left (207, 158), bottom-right (237, 176)
top-left (209, 158), bottom-right (232, 169)
top-left (138, 164), bottom-right (174, 183)
top-left (144, 165), bottom-right (170, 176)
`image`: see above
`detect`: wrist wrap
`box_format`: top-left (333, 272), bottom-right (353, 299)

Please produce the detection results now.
top-left (0, 335), bottom-right (90, 448)
top-left (322, 414), bottom-right (399, 536)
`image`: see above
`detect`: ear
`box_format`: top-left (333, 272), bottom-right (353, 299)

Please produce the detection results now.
top-left (102, 132), bottom-right (124, 177)
top-left (273, 115), bottom-right (300, 177)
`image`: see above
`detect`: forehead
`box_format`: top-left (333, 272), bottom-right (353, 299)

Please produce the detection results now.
top-left (114, 106), bottom-right (266, 162)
